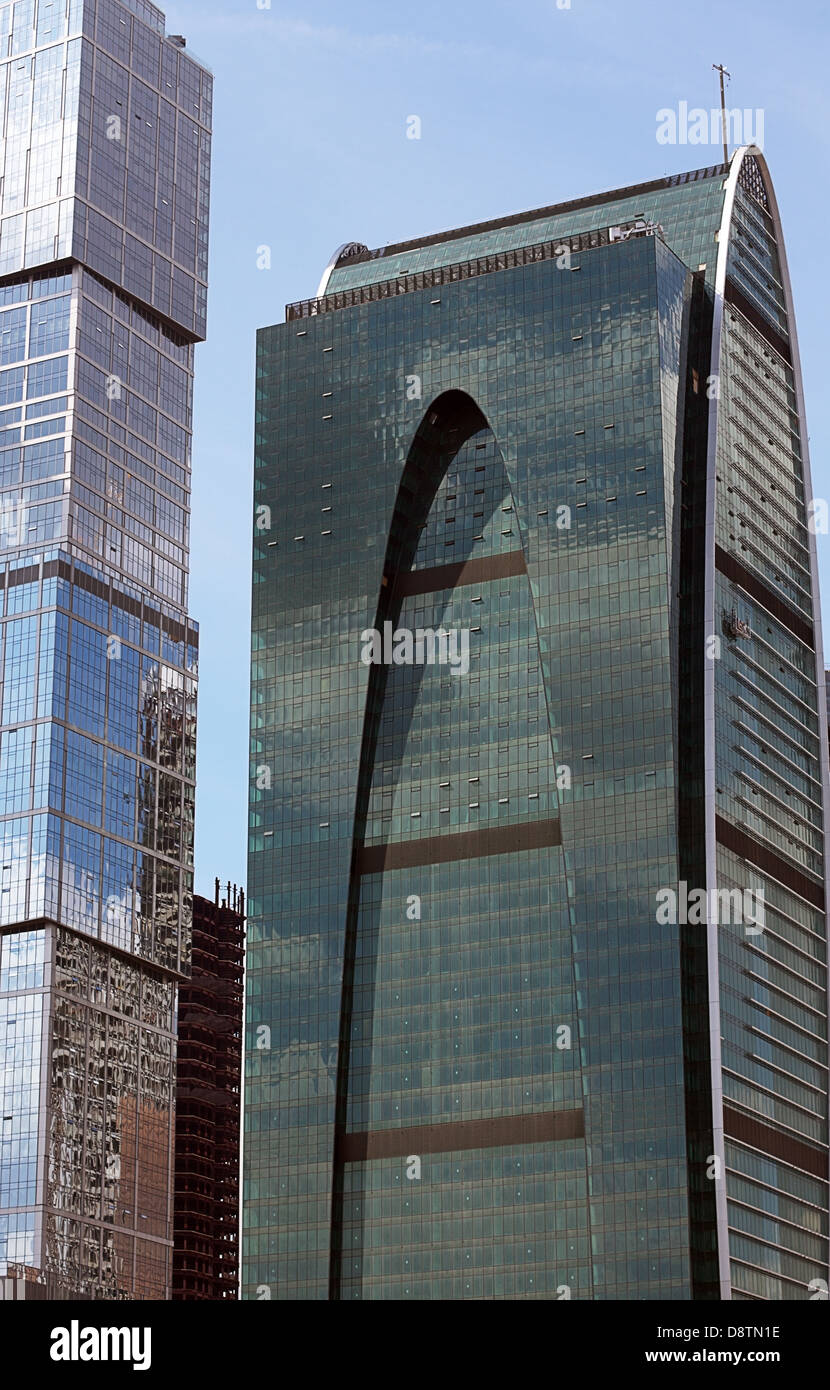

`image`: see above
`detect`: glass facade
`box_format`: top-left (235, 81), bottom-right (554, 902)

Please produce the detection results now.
top-left (246, 152), bottom-right (828, 1300)
top-left (709, 159), bottom-right (828, 1300)
top-left (0, 0), bottom-right (209, 1299)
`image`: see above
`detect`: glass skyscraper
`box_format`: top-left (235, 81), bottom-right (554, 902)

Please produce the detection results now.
top-left (0, 0), bottom-right (210, 1298)
top-left (246, 148), bottom-right (828, 1300)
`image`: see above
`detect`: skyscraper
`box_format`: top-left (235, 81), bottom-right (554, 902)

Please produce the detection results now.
top-left (0, 0), bottom-right (210, 1299)
top-left (246, 147), bottom-right (828, 1300)
top-left (173, 883), bottom-right (244, 1301)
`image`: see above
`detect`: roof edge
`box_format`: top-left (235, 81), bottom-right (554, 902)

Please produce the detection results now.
top-left (330, 161), bottom-right (729, 273)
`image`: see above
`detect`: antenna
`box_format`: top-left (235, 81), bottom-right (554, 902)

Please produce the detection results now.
top-left (712, 63), bottom-right (731, 166)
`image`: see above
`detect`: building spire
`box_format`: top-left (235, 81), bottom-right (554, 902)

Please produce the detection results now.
top-left (713, 63), bottom-right (731, 165)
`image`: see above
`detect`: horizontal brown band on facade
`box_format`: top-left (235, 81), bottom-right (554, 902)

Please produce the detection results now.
top-left (393, 549), bottom-right (526, 597)
top-left (715, 815), bottom-right (825, 910)
top-left (357, 818), bottom-right (561, 873)
top-left (723, 1106), bottom-right (827, 1182)
top-left (723, 277), bottom-right (792, 365)
top-left (715, 546), bottom-right (814, 648)
top-left (2, 557), bottom-right (195, 641)
top-left (336, 1109), bottom-right (585, 1163)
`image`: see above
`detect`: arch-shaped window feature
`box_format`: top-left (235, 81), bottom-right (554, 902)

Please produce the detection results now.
top-left (329, 392), bottom-right (570, 1298)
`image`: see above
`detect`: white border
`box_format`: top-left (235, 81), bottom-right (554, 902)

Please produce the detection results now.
top-left (703, 145), bottom-right (830, 1299)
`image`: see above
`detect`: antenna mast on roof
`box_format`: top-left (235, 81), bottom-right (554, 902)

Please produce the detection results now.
top-left (712, 63), bottom-right (731, 166)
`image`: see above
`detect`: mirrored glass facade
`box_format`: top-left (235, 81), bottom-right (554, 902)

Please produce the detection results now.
top-left (0, 0), bottom-right (209, 1299)
top-left (247, 152), bottom-right (828, 1300)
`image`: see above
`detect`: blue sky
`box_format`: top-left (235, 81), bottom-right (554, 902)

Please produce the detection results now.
top-left (163, 0), bottom-right (830, 898)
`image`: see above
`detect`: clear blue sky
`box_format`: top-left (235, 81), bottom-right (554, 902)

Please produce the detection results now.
top-left (163, 0), bottom-right (830, 898)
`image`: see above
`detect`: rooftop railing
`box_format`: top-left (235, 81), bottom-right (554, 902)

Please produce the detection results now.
top-left (285, 218), bottom-right (666, 322)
